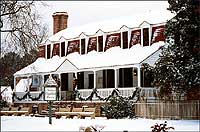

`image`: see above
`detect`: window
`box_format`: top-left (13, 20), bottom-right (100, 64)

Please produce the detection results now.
top-left (61, 42), bottom-right (65, 57)
top-left (143, 28), bottom-right (149, 46)
top-left (47, 44), bottom-right (51, 59)
top-left (103, 69), bottom-right (115, 88)
top-left (122, 31), bottom-right (128, 49)
top-left (81, 39), bottom-right (85, 55)
top-left (98, 36), bottom-right (103, 52)
top-left (119, 68), bottom-right (133, 87)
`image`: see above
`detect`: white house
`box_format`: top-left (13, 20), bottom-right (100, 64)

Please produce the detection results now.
top-left (13, 11), bottom-right (174, 102)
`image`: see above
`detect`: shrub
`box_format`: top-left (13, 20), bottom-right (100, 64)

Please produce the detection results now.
top-left (102, 96), bottom-right (135, 119)
top-left (0, 100), bottom-right (8, 110)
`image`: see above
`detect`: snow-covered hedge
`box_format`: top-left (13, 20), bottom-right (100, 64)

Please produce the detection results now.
top-left (102, 96), bottom-right (135, 119)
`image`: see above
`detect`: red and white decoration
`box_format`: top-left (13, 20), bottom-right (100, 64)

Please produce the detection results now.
top-left (67, 40), bottom-right (80, 55)
top-left (52, 43), bottom-right (60, 56)
top-left (87, 37), bottom-right (97, 53)
top-left (151, 25), bottom-right (165, 44)
top-left (130, 29), bottom-right (141, 48)
top-left (105, 33), bottom-right (120, 51)
top-left (38, 45), bottom-right (45, 58)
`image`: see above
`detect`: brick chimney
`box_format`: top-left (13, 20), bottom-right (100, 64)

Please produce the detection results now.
top-left (52, 12), bottom-right (68, 34)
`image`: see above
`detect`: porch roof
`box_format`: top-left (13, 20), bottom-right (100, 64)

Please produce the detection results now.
top-left (14, 56), bottom-right (78, 77)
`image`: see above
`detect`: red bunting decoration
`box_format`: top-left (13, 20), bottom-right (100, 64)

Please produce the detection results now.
top-left (129, 29), bottom-right (141, 48)
top-left (87, 37), bottom-right (97, 53)
top-left (67, 40), bottom-right (80, 55)
top-left (151, 25), bottom-right (165, 44)
top-left (38, 45), bottom-right (45, 58)
top-left (52, 43), bottom-right (60, 56)
top-left (105, 33), bottom-right (121, 51)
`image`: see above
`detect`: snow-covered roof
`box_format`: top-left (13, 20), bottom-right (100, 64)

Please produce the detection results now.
top-left (14, 42), bottom-right (164, 77)
top-left (67, 42), bottom-right (164, 70)
top-left (14, 56), bottom-right (70, 77)
top-left (43, 10), bottom-right (174, 43)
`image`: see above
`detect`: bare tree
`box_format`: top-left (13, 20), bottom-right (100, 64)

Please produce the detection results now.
top-left (0, 0), bottom-right (49, 55)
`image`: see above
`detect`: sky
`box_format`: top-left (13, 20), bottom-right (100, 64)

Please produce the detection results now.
top-left (36, 1), bottom-right (171, 36)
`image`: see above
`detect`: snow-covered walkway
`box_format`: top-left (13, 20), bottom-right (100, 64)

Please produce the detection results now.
top-left (1, 116), bottom-right (199, 131)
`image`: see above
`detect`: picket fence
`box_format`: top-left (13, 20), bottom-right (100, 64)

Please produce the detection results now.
top-left (135, 100), bottom-right (200, 119)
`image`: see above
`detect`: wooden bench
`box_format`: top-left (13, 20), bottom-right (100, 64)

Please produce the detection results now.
top-left (1, 107), bottom-right (30, 116)
top-left (54, 107), bottom-right (96, 119)
top-left (0, 107), bottom-right (18, 116)
top-left (13, 107), bottom-right (30, 116)
top-left (80, 107), bottom-right (96, 119)
top-left (55, 107), bottom-right (71, 119)
top-left (55, 107), bottom-right (83, 119)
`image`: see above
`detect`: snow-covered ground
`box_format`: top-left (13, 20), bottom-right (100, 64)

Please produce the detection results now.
top-left (1, 116), bottom-right (199, 131)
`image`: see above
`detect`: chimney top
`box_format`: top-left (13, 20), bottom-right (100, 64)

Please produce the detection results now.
top-left (53, 12), bottom-right (68, 16)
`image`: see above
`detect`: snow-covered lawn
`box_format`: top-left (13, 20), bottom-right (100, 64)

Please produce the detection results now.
top-left (1, 116), bottom-right (199, 131)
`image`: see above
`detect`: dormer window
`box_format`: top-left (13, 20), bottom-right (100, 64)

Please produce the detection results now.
top-left (98, 36), bottom-right (103, 52)
top-left (122, 31), bottom-right (128, 49)
top-left (81, 39), bottom-right (86, 55)
top-left (143, 28), bottom-right (149, 46)
top-left (61, 42), bottom-right (65, 57)
top-left (47, 44), bottom-right (51, 59)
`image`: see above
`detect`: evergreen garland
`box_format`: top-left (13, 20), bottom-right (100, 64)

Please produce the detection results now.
top-left (13, 91), bottom-right (44, 101)
top-left (75, 87), bottom-right (141, 101)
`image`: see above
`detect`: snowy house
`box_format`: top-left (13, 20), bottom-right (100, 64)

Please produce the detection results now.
top-left (13, 11), bottom-right (174, 102)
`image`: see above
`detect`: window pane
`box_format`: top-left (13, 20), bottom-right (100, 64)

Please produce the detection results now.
top-left (98, 36), bottom-right (103, 52)
top-left (143, 28), bottom-right (149, 46)
top-left (122, 32), bottom-right (128, 49)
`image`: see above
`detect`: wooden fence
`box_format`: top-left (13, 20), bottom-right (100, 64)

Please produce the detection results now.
top-left (135, 100), bottom-right (200, 119)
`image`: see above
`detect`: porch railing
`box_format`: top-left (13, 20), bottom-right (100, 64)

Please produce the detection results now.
top-left (77, 87), bottom-right (158, 101)
top-left (78, 87), bottom-right (137, 99)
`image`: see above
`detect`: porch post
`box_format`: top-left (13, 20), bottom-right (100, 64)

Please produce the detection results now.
top-left (58, 74), bottom-right (61, 100)
top-left (93, 70), bottom-right (96, 89)
top-left (75, 72), bottom-right (78, 79)
top-left (137, 65), bottom-right (141, 87)
top-left (14, 76), bottom-right (16, 92)
top-left (114, 68), bottom-right (118, 89)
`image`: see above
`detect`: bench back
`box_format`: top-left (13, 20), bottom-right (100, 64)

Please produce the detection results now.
top-left (84, 107), bottom-right (96, 112)
top-left (1, 107), bottom-right (10, 111)
top-left (20, 107), bottom-right (30, 112)
top-left (72, 108), bottom-right (83, 112)
top-left (59, 107), bottom-right (71, 112)
top-left (10, 107), bottom-right (18, 111)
